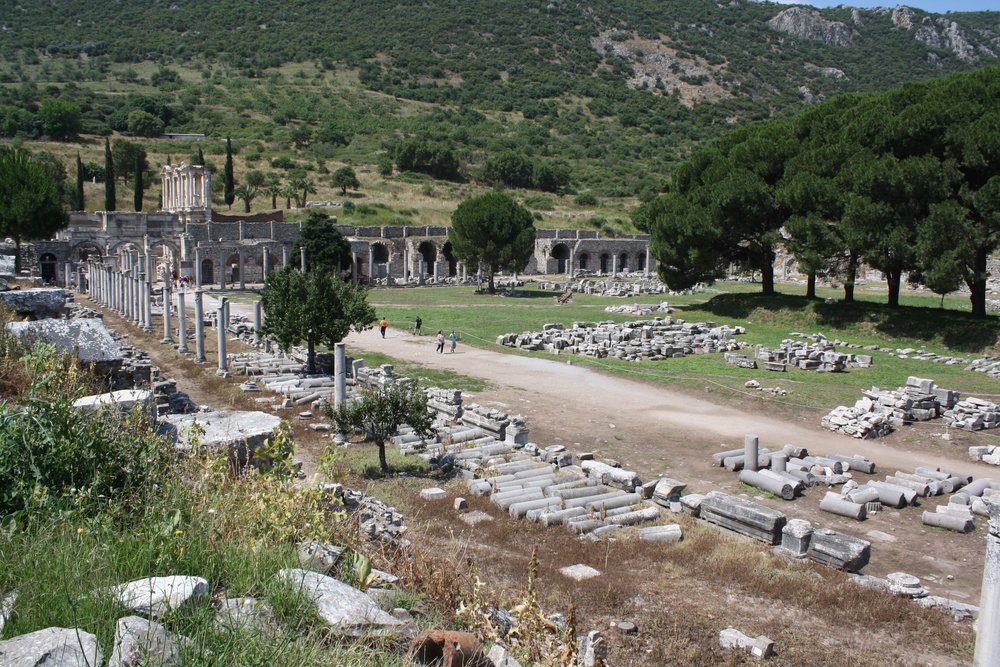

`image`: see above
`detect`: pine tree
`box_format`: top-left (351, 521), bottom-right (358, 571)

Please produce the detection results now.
top-left (75, 153), bottom-right (85, 211)
top-left (223, 137), bottom-right (235, 209)
top-left (133, 153), bottom-right (144, 211)
top-left (103, 137), bottom-right (116, 211)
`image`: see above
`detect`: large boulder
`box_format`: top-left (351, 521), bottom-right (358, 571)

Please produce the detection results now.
top-left (277, 568), bottom-right (405, 636)
top-left (0, 287), bottom-right (67, 318)
top-left (159, 410), bottom-right (284, 468)
top-left (0, 627), bottom-right (102, 666)
top-left (767, 7), bottom-right (853, 47)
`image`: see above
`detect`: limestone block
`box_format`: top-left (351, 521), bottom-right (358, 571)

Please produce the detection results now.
top-left (0, 627), bottom-right (102, 666)
top-left (577, 630), bottom-right (608, 667)
top-left (807, 529), bottom-right (871, 570)
top-left (651, 477), bottom-right (687, 506)
top-left (419, 487), bottom-right (448, 501)
top-left (699, 492), bottom-right (786, 544)
top-left (277, 569), bottom-right (404, 636)
top-left (73, 389), bottom-right (152, 413)
top-left (779, 518), bottom-right (813, 556)
top-left (0, 287), bottom-right (66, 318)
top-left (581, 460), bottom-right (640, 490)
top-left (6, 317), bottom-right (122, 366)
top-left (109, 615), bottom-right (189, 666)
top-left (107, 575), bottom-right (209, 617)
top-left (160, 410), bottom-right (284, 468)
top-left (486, 644), bottom-right (523, 667)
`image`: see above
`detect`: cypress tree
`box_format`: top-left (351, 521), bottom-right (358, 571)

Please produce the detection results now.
top-left (196, 146), bottom-right (204, 165)
top-left (75, 153), bottom-right (85, 211)
top-left (133, 153), bottom-right (144, 211)
top-left (104, 137), bottom-right (116, 211)
top-left (224, 137), bottom-right (235, 209)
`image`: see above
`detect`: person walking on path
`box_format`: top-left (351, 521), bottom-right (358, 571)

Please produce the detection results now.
top-left (414, 316), bottom-right (422, 335)
top-left (449, 330), bottom-right (457, 353)
top-left (379, 318), bottom-right (388, 338)
top-left (436, 330), bottom-right (445, 353)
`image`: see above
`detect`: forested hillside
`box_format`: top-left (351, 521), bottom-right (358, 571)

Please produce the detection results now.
top-left (0, 0), bottom-right (997, 199)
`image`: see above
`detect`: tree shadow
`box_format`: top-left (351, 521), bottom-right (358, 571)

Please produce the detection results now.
top-left (470, 289), bottom-right (563, 299)
top-left (696, 293), bottom-right (1000, 354)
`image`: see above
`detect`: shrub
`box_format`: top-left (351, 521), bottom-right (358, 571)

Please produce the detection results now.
top-left (0, 342), bottom-right (171, 519)
top-left (574, 192), bottom-right (598, 207)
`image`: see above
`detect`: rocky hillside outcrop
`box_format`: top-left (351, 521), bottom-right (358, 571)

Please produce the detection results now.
top-left (768, 7), bottom-right (855, 48)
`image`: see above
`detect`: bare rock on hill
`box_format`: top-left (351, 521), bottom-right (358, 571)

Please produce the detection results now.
top-left (768, 7), bottom-right (854, 48)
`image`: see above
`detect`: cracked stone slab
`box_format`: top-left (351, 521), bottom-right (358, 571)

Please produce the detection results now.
top-left (6, 317), bottom-right (121, 364)
top-left (0, 627), bottom-right (103, 666)
top-left (0, 287), bottom-right (67, 318)
top-left (160, 410), bottom-right (284, 466)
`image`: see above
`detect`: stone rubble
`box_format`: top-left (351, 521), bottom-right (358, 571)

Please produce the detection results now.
top-left (755, 340), bottom-right (873, 372)
top-left (821, 376), bottom-right (972, 438)
top-left (603, 302), bottom-right (672, 315)
top-left (497, 317), bottom-right (744, 361)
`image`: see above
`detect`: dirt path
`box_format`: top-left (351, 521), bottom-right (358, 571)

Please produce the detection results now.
top-left (344, 326), bottom-right (985, 478)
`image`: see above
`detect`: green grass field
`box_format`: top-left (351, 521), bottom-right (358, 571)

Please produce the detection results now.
top-left (364, 280), bottom-right (1000, 412)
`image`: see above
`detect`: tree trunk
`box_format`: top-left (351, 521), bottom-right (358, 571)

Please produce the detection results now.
top-left (13, 237), bottom-right (21, 275)
top-left (806, 272), bottom-right (817, 299)
top-left (377, 439), bottom-right (390, 475)
top-left (307, 337), bottom-right (316, 374)
top-left (271, 194), bottom-right (277, 209)
top-left (760, 246), bottom-right (775, 295)
top-left (487, 272), bottom-right (495, 294)
top-left (886, 269), bottom-right (901, 308)
top-left (970, 248), bottom-right (989, 318)
top-left (843, 253), bottom-right (858, 303)
top-left (244, 199), bottom-right (251, 213)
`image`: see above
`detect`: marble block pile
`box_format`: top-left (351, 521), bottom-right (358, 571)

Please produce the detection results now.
top-left (942, 396), bottom-right (1000, 431)
top-left (966, 358), bottom-right (1000, 379)
top-left (574, 278), bottom-right (669, 297)
top-left (822, 376), bottom-right (960, 438)
top-left (497, 318), bottom-right (744, 361)
top-left (947, 478), bottom-right (1000, 517)
top-left (603, 302), bottom-right (672, 315)
top-left (756, 340), bottom-right (872, 373)
top-left (697, 492), bottom-right (870, 570)
top-left (969, 443), bottom-right (1000, 467)
top-left (229, 351), bottom-right (306, 376)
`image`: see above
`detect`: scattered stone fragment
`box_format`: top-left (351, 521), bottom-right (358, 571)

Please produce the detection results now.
top-left (459, 511), bottom-right (494, 526)
top-left (559, 564), bottom-right (601, 581)
top-left (107, 575), bottom-right (209, 617)
top-left (616, 621), bottom-right (638, 635)
top-left (214, 597), bottom-right (278, 633)
top-left (577, 630), bottom-right (608, 667)
top-left (638, 524), bottom-right (683, 543)
top-left (297, 540), bottom-right (346, 574)
top-left (277, 568), bottom-right (403, 636)
top-left (420, 487), bottom-right (448, 501)
top-left (719, 627), bottom-right (774, 658)
top-left (454, 496), bottom-right (468, 510)
top-left (109, 615), bottom-right (189, 666)
top-left (486, 643), bottom-right (522, 667)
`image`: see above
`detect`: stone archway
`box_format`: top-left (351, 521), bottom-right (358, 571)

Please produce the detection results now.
top-left (578, 252), bottom-right (590, 271)
top-left (39, 253), bottom-right (58, 283)
top-left (72, 242), bottom-right (103, 262)
top-left (600, 253), bottom-right (610, 274)
top-left (417, 241), bottom-right (437, 276)
top-left (442, 241), bottom-right (458, 277)
top-left (619, 253), bottom-right (629, 273)
top-left (550, 243), bottom-right (570, 274)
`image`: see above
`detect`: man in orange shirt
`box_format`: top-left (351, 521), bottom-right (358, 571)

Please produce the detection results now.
top-left (379, 318), bottom-right (388, 338)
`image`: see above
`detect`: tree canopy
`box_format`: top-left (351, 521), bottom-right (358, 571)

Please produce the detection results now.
top-left (292, 211), bottom-right (353, 274)
top-left (259, 267), bottom-right (376, 372)
top-left (646, 65), bottom-right (1000, 315)
top-left (0, 147), bottom-right (68, 273)
top-left (331, 166), bottom-right (360, 195)
top-left (449, 192), bottom-right (535, 293)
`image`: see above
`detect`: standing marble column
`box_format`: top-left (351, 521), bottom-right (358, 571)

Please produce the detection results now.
top-left (193, 290), bottom-right (206, 363)
top-left (220, 255), bottom-right (227, 290)
top-left (611, 254), bottom-right (617, 278)
top-left (744, 434), bottom-right (759, 472)
top-left (262, 247), bottom-right (270, 281)
top-left (976, 501), bottom-right (1000, 666)
top-left (161, 284), bottom-right (174, 344)
top-left (194, 247), bottom-right (202, 287)
top-left (644, 248), bottom-right (651, 277)
top-left (238, 251), bottom-right (245, 290)
top-left (143, 280), bottom-right (153, 331)
top-left (367, 247), bottom-right (374, 285)
top-left (403, 248), bottom-right (410, 283)
top-left (253, 300), bottom-right (262, 345)
top-left (64, 263), bottom-right (71, 290)
top-left (216, 298), bottom-right (228, 375)
top-left (334, 342), bottom-right (346, 408)
top-left (281, 245), bottom-right (288, 268)
top-left (177, 290), bottom-right (189, 353)
top-left (300, 247), bottom-right (307, 273)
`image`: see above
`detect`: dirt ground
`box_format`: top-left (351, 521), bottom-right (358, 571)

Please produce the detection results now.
top-left (106, 298), bottom-right (988, 665)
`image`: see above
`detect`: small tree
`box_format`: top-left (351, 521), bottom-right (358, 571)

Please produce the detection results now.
top-left (331, 166), bottom-right (360, 195)
top-left (103, 137), bottom-right (116, 211)
top-left (224, 137), bottom-right (235, 209)
top-left (326, 381), bottom-right (435, 476)
top-left (233, 184), bottom-right (259, 213)
top-left (292, 210), bottom-right (352, 274)
top-left (126, 109), bottom-right (164, 138)
top-left (132, 153), bottom-right (144, 211)
top-left (0, 147), bottom-right (68, 274)
top-left (74, 153), bottom-right (85, 211)
top-left (449, 192), bottom-right (535, 293)
top-left (37, 98), bottom-right (81, 140)
top-left (259, 267), bottom-right (376, 373)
